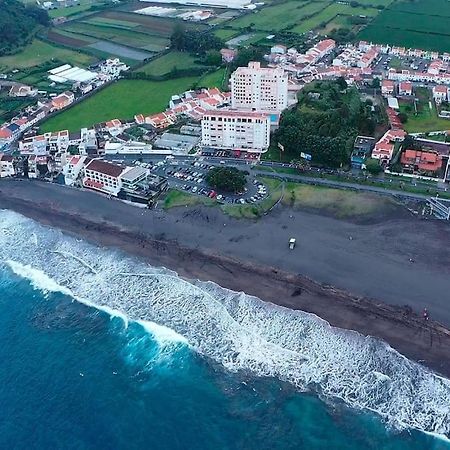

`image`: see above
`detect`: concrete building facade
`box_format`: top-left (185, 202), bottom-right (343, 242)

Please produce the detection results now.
top-left (230, 62), bottom-right (288, 113)
top-left (201, 110), bottom-right (270, 152)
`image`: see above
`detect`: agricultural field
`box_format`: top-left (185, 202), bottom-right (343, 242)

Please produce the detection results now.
top-left (49, 3), bottom-right (97, 19)
top-left (45, 9), bottom-right (211, 63)
top-left (137, 52), bottom-right (203, 77)
top-left (227, 0), bottom-right (329, 31)
top-left (0, 39), bottom-right (94, 72)
top-left (292, 3), bottom-right (379, 34)
top-left (358, 0), bottom-right (450, 52)
top-left (40, 70), bottom-right (225, 132)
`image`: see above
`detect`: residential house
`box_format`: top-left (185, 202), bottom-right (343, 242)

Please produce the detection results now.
top-left (381, 80), bottom-right (395, 96)
top-left (398, 81), bottom-right (413, 96)
top-left (400, 149), bottom-right (443, 175)
top-left (220, 48), bottom-right (237, 63)
top-left (9, 85), bottom-right (37, 97)
top-left (0, 154), bottom-right (15, 177)
top-left (51, 91), bottom-right (75, 110)
top-left (433, 85), bottom-right (449, 104)
top-left (352, 136), bottom-right (375, 168)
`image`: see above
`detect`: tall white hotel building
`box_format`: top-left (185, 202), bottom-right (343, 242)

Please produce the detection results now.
top-left (230, 62), bottom-right (288, 113)
top-left (201, 62), bottom-right (288, 153)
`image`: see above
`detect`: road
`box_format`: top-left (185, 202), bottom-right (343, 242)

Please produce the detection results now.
top-left (104, 154), bottom-right (443, 202)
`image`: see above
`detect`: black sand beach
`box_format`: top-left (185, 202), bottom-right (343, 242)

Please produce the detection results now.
top-left (1, 180), bottom-right (450, 376)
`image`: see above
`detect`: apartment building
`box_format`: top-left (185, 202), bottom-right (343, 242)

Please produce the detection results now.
top-left (201, 110), bottom-right (270, 152)
top-left (82, 159), bottom-right (125, 196)
top-left (230, 62), bottom-right (288, 113)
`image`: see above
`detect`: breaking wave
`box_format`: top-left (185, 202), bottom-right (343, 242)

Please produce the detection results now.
top-left (0, 210), bottom-right (449, 438)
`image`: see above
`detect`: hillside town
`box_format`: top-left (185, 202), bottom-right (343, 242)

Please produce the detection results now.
top-left (1, 36), bottom-right (450, 214)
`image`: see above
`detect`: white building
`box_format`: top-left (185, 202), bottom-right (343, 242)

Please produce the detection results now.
top-left (230, 62), bottom-right (288, 113)
top-left (0, 154), bottom-right (15, 177)
top-left (82, 159), bottom-right (126, 196)
top-left (433, 85), bottom-right (449, 104)
top-left (201, 110), bottom-right (270, 153)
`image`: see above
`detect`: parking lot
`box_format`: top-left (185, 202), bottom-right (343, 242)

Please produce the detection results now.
top-left (105, 155), bottom-right (269, 205)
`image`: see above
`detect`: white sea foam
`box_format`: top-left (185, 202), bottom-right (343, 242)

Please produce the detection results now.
top-left (137, 320), bottom-right (188, 346)
top-left (0, 209), bottom-right (449, 439)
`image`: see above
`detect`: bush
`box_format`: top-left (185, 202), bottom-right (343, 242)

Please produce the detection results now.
top-left (206, 167), bottom-right (247, 193)
top-left (365, 158), bottom-right (383, 175)
top-left (398, 112), bottom-right (408, 123)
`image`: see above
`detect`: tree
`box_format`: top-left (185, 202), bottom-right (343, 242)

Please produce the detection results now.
top-left (170, 27), bottom-right (223, 54)
top-left (336, 76), bottom-right (348, 91)
top-left (205, 50), bottom-right (222, 66)
top-left (0, 0), bottom-right (50, 55)
top-left (206, 167), bottom-right (247, 193)
top-left (371, 78), bottom-right (381, 89)
top-left (398, 112), bottom-right (408, 123)
top-left (232, 46), bottom-right (265, 69)
top-left (365, 158), bottom-right (382, 175)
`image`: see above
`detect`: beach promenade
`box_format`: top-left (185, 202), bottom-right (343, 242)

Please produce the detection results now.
top-left (0, 179), bottom-right (449, 376)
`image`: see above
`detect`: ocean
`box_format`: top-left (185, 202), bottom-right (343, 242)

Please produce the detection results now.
top-left (0, 210), bottom-right (449, 450)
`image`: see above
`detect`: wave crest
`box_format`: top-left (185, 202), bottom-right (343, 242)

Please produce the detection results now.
top-left (0, 209), bottom-right (449, 438)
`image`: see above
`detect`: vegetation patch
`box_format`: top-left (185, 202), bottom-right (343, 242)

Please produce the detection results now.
top-left (163, 189), bottom-right (215, 209)
top-left (272, 79), bottom-right (381, 168)
top-left (206, 167), bottom-right (247, 193)
top-left (138, 51), bottom-right (202, 77)
top-left (0, 39), bottom-right (94, 72)
top-left (282, 182), bottom-right (398, 219)
top-left (0, 0), bottom-right (50, 56)
top-left (358, 0), bottom-right (450, 52)
top-left (228, 1), bottom-right (329, 32)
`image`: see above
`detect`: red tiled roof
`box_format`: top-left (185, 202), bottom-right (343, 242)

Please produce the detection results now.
top-left (85, 159), bottom-right (123, 178)
top-left (0, 128), bottom-right (12, 139)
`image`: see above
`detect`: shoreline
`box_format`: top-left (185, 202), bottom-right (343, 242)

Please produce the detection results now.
top-left (1, 183), bottom-right (450, 378)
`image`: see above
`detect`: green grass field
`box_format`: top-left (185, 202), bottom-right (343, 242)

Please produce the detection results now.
top-left (399, 101), bottom-right (450, 133)
top-left (292, 3), bottom-right (379, 33)
top-left (228, 0), bottom-right (329, 31)
top-left (281, 182), bottom-right (397, 218)
top-left (214, 28), bottom-right (239, 40)
top-left (164, 190), bottom-right (215, 209)
top-left (0, 39), bottom-right (94, 71)
top-left (358, 0), bottom-right (450, 52)
top-left (40, 70), bottom-right (225, 132)
top-left (197, 68), bottom-right (229, 90)
top-left (138, 51), bottom-right (201, 76)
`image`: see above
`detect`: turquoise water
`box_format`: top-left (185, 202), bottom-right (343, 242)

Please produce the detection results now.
top-left (0, 210), bottom-right (449, 449)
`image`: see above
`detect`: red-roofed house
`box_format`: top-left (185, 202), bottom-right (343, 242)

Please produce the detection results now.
top-left (433, 85), bottom-right (449, 104)
top-left (0, 128), bottom-right (13, 143)
top-left (372, 141), bottom-right (394, 162)
top-left (381, 80), bottom-right (395, 96)
top-left (51, 91), bottom-right (75, 110)
top-left (83, 159), bottom-right (125, 195)
top-left (220, 48), bottom-right (237, 63)
top-left (145, 112), bottom-right (175, 129)
top-left (134, 114), bottom-right (145, 125)
top-left (401, 149), bottom-right (443, 174)
top-left (398, 82), bottom-right (413, 96)
top-left (105, 119), bottom-right (123, 136)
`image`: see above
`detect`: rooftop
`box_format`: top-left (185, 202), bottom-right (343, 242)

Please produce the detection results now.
top-left (85, 159), bottom-right (124, 178)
